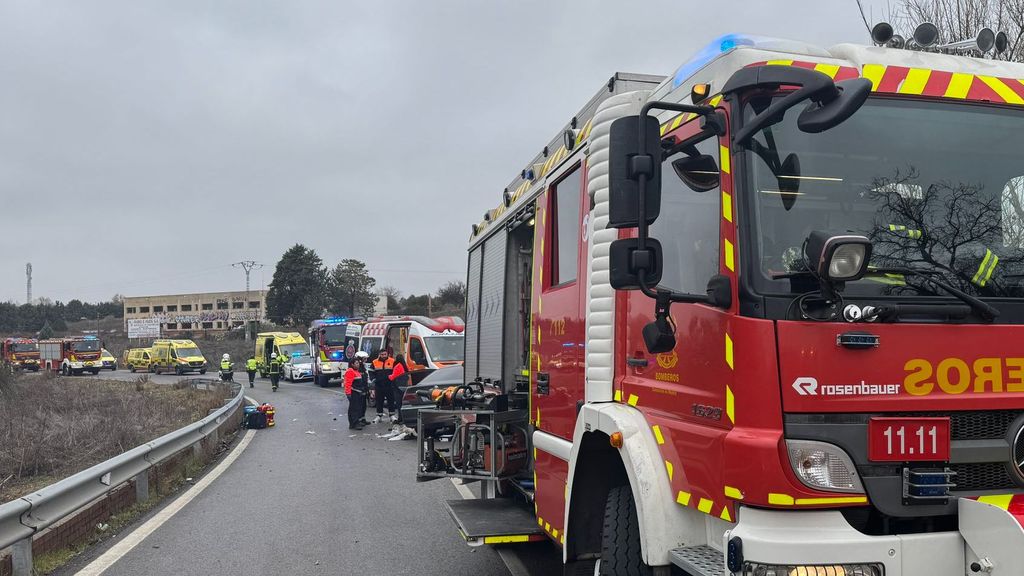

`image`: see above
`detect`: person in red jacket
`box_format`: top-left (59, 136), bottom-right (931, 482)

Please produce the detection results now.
top-left (388, 354), bottom-right (410, 424)
top-left (344, 355), bottom-right (368, 430)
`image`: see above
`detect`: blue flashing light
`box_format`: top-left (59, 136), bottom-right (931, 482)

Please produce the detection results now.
top-left (83, 335), bottom-right (98, 340)
top-left (318, 316), bottom-right (348, 326)
top-left (291, 352), bottom-right (301, 358)
top-left (330, 351), bottom-right (343, 360)
top-left (672, 33), bottom-right (758, 88)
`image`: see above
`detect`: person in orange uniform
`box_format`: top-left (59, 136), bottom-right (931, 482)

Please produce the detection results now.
top-left (388, 354), bottom-right (410, 425)
top-left (369, 349), bottom-right (395, 424)
top-left (344, 354), bottom-right (368, 430)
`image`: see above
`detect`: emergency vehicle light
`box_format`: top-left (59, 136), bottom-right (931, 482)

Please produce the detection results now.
top-left (672, 34), bottom-right (831, 88)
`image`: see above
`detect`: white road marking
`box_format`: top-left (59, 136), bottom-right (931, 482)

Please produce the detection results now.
top-left (449, 479), bottom-right (534, 576)
top-left (74, 429), bottom-right (257, 576)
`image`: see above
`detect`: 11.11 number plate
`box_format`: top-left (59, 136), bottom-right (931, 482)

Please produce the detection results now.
top-left (867, 417), bottom-right (951, 462)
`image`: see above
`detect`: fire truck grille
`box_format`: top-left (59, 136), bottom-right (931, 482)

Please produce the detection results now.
top-left (949, 463), bottom-right (1016, 492)
top-left (895, 410), bottom-right (1022, 440)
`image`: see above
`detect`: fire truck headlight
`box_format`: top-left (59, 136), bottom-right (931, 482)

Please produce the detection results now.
top-left (805, 231), bottom-right (872, 282)
top-left (738, 562), bottom-right (882, 576)
top-left (786, 439), bottom-right (864, 493)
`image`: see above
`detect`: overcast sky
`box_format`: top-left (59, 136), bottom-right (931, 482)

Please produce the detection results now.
top-left (0, 0), bottom-right (889, 304)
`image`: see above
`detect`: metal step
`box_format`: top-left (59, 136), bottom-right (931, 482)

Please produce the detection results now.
top-left (669, 545), bottom-right (725, 576)
top-left (444, 498), bottom-right (547, 546)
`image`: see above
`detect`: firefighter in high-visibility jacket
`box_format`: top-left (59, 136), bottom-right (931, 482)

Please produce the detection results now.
top-left (268, 352), bottom-right (285, 391)
top-left (245, 355), bottom-right (257, 388)
top-left (220, 354), bottom-right (234, 382)
top-left (370, 349), bottom-right (396, 423)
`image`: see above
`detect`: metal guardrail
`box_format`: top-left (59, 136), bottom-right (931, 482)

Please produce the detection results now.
top-left (0, 378), bottom-right (244, 555)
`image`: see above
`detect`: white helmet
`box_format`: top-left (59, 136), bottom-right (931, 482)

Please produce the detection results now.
top-left (222, 353), bottom-right (230, 360)
top-left (355, 351), bottom-right (369, 359)
top-left (271, 352), bottom-right (278, 359)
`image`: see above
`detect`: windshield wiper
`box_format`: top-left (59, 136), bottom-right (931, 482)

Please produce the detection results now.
top-left (772, 266), bottom-right (1000, 321)
top-left (865, 267), bottom-right (1000, 321)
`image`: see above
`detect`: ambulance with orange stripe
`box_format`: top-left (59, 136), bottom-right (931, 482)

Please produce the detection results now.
top-left (430, 27), bottom-right (1024, 576)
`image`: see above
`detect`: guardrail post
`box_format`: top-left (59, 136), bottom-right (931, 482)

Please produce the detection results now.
top-left (12, 537), bottom-right (32, 576)
top-left (135, 471), bottom-right (149, 503)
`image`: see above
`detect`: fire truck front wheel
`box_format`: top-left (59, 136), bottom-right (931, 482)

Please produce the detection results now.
top-left (598, 485), bottom-right (652, 576)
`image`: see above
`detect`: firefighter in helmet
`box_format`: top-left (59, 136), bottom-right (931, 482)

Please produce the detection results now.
top-left (268, 352), bottom-right (285, 391)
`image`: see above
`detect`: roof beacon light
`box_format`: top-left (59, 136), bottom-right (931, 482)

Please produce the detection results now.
top-left (563, 128), bottom-right (579, 151)
top-left (670, 34), bottom-right (829, 88)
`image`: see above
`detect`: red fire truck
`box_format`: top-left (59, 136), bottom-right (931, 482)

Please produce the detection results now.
top-left (40, 336), bottom-right (103, 375)
top-left (423, 26), bottom-right (1024, 576)
top-left (1, 337), bottom-right (40, 372)
top-left (308, 317), bottom-right (363, 387)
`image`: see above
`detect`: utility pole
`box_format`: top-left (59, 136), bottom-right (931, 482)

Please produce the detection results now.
top-left (233, 260), bottom-right (263, 341)
top-left (25, 263), bottom-right (32, 305)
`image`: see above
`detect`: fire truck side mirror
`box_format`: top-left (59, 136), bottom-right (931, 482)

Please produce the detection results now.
top-left (609, 238), bottom-right (663, 290)
top-left (608, 115), bottom-right (662, 229)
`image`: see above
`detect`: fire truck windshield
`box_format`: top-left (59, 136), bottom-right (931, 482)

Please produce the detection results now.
top-left (423, 336), bottom-right (464, 362)
top-left (11, 342), bottom-right (37, 353)
top-left (71, 340), bottom-right (101, 353)
top-left (322, 325), bottom-right (349, 346)
top-left (744, 96), bottom-right (1024, 299)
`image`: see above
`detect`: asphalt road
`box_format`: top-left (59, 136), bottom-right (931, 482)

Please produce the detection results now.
top-left (52, 370), bottom-right (561, 576)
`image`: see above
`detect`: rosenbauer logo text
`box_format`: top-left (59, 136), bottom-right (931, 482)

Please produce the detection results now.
top-left (792, 377), bottom-right (900, 397)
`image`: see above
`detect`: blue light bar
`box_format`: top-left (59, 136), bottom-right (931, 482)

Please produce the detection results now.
top-left (83, 335), bottom-right (98, 340)
top-left (672, 34), bottom-right (756, 88)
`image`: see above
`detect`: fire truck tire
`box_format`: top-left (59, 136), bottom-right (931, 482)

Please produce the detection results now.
top-left (129, 364), bottom-right (136, 373)
top-left (599, 485), bottom-right (652, 576)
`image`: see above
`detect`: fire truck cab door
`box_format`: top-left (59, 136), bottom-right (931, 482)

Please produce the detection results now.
top-left (532, 164), bottom-right (587, 441)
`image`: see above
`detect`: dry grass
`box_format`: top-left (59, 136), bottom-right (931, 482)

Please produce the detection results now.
top-left (0, 374), bottom-right (229, 502)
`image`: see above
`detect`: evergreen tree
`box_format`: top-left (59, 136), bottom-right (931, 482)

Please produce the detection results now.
top-left (265, 244), bottom-right (328, 327)
top-left (328, 259), bottom-right (378, 317)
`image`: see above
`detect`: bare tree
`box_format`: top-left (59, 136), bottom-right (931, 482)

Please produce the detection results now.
top-left (888, 0), bottom-right (1024, 61)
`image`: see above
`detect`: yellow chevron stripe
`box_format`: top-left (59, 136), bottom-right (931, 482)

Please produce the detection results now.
top-left (724, 486), bottom-right (743, 500)
top-left (724, 238), bottom-right (735, 272)
top-left (979, 76), bottom-right (1024, 104)
top-left (652, 424), bottom-right (665, 445)
top-left (945, 73), bottom-right (974, 99)
top-left (719, 506), bottom-right (732, 522)
top-left (725, 385), bottom-right (735, 424)
top-left (814, 63), bottom-right (840, 79)
top-left (862, 64), bottom-right (885, 91)
top-left (719, 145), bottom-right (730, 174)
top-left (725, 333), bottom-right (734, 370)
top-left (665, 460), bottom-right (674, 481)
top-left (978, 494), bottom-right (1014, 510)
top-left (899, 68), bottom-right (931, 94)
top-left (676, 491), bottom-right (691, 506)
top-left (794, 496), bottom-right (868, 505)
top-left (765, 59), bottom-right (793, 66)
top-left (627, 393), bottom-right (639, 407)
top-left (722, 190), bottom-right (733, 222)
top-left (697, 498), bottom-right (713, 514)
